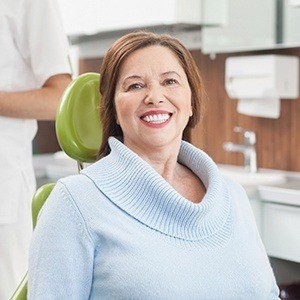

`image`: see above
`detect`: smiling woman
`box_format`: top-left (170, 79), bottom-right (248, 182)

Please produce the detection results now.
top-left (28, 31), bottom-right (280, 299)
top-left (97, 31), bottom-right (205, 160)
top-left (114, 45), bottom-right (193, 153)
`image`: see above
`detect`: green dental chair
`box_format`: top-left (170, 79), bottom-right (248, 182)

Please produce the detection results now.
top-left (10, 72), bottom-right (102, 300)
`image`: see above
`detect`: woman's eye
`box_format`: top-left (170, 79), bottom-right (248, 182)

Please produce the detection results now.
top-left (127, 83), bottom-right (143, 91)
top-left (164, 78), bottom-right (178, 85)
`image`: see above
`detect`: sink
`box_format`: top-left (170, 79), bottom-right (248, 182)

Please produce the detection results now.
top-left (217, 164), bottom-right (287, 187)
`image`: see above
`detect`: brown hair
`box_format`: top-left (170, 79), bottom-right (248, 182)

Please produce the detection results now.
top-left (98, 30), bottom-right (207, 159)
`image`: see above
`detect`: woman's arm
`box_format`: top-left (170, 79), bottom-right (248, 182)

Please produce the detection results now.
top-left (241, 184), bottom-right (280, 299)
top-left (28, 182), bottom-right (94, 299)
top-left (224, 175), bottom-right (280, 299)
top-left (253, 222), bottom-right (280, 299)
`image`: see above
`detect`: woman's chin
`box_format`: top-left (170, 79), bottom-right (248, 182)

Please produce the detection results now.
top-left (140, 134), bottom-right (180, 149)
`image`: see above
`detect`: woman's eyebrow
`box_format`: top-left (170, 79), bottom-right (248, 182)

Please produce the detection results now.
top-left (161, 71), bottom-right (181, 78)
top-left (121, 75), bottom-right (143, 89)
top-left (123, 75), bottom-right (142, 83)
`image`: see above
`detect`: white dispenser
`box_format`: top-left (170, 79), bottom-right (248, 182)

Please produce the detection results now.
top-left (225, 55), bottom-right (299, 118)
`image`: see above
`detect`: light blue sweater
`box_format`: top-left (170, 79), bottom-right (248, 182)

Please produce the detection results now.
top-left (28, 137), bottom-right (279, 299)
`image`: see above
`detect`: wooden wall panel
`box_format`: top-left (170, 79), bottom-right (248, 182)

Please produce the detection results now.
top-left (191, 47), bottom-right (300, 171)
top-left (78, 47), bottom-right (300, 171)
top-left (79, 58), bottom-right (103, 74)
top-left (33, 121), bottom-right (61, 154)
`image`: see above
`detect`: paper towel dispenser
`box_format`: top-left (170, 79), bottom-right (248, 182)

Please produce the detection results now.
top-left (225, 55), bottom-right (299, 118)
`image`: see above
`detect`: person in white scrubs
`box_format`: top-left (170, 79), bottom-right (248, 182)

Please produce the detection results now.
top-left (0, 0), bottom-right (72, 298)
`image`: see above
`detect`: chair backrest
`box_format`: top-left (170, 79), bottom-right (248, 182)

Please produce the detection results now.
top-left (10, 183), bottom-right (55, 300)
top-left (10, 73), bottom-right (102, 300)
top-left (56, 72), bottom-right (102, 163)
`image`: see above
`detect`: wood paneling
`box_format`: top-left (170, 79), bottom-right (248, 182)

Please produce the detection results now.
top-left (33, 121), bottom-right (61, 154)
top-left (79, 58), bottom-right (103, 74)
top-left (190, 47), bottom-right (300, 171)
top-left (76, 48), bottom-right (300, 171)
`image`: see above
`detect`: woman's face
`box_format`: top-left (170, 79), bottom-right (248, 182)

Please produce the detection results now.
top-left (114, 45), bottom-right (192, 150)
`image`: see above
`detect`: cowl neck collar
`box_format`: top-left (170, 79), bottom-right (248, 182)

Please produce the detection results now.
top-left (82, 137), bottom-right (232, 242)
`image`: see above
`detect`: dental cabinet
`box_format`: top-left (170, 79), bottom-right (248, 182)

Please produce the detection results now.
top-left (259, 182), bottom-right (300, 263)
top-left (283, 0), bottom-right (300, 46)
top-left (58, 0), bottom-right (226, 38)
top-left (202, 0), bottom-right (300, 54)
top-left (202, 0), bottom-right (276, 54)
top-left (218, 164), bottom-right (300, 264)
top-left (263, 203), bottom-right (300, 263)
top-left (249, 184), bottom-right (300, 264)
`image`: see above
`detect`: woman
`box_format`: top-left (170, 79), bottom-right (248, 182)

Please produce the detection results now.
top-left (28, 31), bottom-right (279, 299)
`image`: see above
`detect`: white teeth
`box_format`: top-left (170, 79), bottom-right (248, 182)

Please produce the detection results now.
top-left (142, 113), bottom-right (171, 124)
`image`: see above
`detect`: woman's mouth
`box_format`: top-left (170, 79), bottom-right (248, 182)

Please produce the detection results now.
top-left (139, 113), bottom-right (173, 128)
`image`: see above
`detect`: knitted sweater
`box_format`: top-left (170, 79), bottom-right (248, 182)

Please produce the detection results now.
top-left (28, 137), bottom-right (279, 299)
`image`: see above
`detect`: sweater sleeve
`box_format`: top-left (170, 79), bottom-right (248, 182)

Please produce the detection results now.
top-left (28, 181), bottom-right (94, 300)
top-left (241, 185), bottom-right (280, 299)
top-left (224, 176), bottom-right (280, 299)
top-left (244, 193), bottom-right (280, 299)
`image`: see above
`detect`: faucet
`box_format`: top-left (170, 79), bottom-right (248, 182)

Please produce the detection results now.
top-left (223, 126), bottom-right (257, 173)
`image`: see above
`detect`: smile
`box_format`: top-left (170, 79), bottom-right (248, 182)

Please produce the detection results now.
top-left (140, 113), bottom-right (173, 128)
top-left (141, 113), bottom-right (171, 123)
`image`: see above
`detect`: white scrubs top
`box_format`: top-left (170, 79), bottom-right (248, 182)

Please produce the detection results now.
top-left (0, 0), bottom-right (71, 298)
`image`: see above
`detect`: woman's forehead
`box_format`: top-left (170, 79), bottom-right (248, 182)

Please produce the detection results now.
top-left (118, 45), bottom-right (184, 78)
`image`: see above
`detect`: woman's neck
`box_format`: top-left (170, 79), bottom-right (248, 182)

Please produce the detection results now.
top-left (123, 137), bottom-right (182, 183)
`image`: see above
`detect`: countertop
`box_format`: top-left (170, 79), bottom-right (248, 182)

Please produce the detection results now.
top-left (33, 153), bottom-right (300, 206)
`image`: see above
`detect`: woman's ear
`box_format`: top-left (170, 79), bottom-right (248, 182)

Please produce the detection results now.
top-left (189, 107), bottom-right (193, 117)
top-left (116, 115), bottom-right (120, 125)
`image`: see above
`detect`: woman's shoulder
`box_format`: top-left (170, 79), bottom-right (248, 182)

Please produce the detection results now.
top-left (221, 174), bottom-right (252, 213)
top-left (38, 174), bottom-right (95, 217)
top-left (39, 161), bottom-right (107, 218)
top-left (221, 174), bottom-right (259, 230)
top-left (57, 159), bottom-right (105, 192)
top-left (57, 169), bottom-right (104, 204)
top-left (59, 172), bottom-right (93, 191)
top-left (221, 173), bottom-right (248, 199)
top-left (36, 171), bottom-right (104, 244)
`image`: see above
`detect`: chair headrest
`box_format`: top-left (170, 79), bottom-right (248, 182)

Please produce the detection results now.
top-left (55, 73), bottom-right (102, 163)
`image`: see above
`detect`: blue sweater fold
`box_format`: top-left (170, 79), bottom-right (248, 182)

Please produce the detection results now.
top-left (28, 137), bottom-right (279, 299)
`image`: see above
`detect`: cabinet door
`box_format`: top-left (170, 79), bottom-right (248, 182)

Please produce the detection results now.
top-left (263, 203), bottom-right (300, 263)
top-left (201, 0), bottom-right (276, 54)
top-left (58, 0), bottom-right (220, 36)
top-left (201, 0), bottom-right (227, 26)
top-left (249, 198), bottom-right (263, 238)
top-left (283, 1), bottom-right (300, 45)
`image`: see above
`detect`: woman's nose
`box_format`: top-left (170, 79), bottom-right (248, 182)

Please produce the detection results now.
top-left (144, 86), bottom-right (165, 105)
